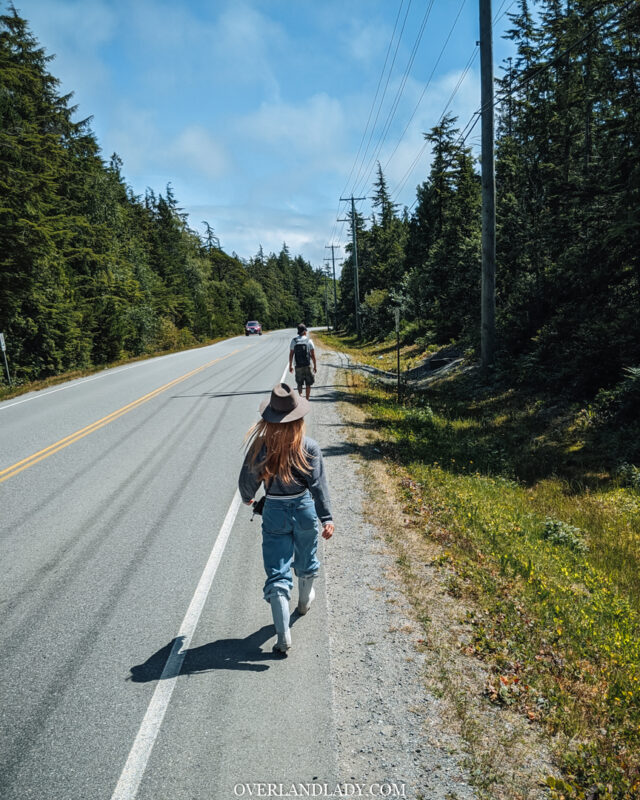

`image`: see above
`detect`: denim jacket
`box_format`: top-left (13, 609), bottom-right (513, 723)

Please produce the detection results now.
top-left (238, 436), bottom-right (332, 523)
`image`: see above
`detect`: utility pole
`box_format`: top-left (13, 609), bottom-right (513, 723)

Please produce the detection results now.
top-left (507, 56), bottom-right (513, 137)
top-left (323, 267), bottom-right (330, 330)
top-left (479, 0), bottom-right (496, 371)
top-left (339, 195), bottom-right (366, 337)
top-left (324, 244), bottom-right (340, 330)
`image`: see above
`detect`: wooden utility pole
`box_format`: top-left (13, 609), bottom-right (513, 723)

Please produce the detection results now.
top-left (339, 195), bottom-right (366, 337)
top-left (479, 0), bottom-right (496, 370)
top-left (394, 308), bottom-right (401, 403)
top-left (324, 244), bottom-right (340, 329)
top-left (323, 268), bottom-right (330, 330)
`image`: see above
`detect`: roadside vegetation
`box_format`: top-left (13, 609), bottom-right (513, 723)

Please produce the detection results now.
top-left (0, 334), bottom-right (236, 404)
top-left (319, 331), bottom-right (640, 799)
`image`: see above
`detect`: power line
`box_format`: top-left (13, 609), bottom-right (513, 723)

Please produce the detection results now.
top-left (452, 0), bottom-right (637, 154)
top-left (336, 0), bottom-right (514, 236)
top-left (338, 195), bottom-right (367, 336)
top-left (492, 0), bottom-right (515, 26)
top-left (390, 0), bottom-right (518, 204)
top-left (324, 244), bottom-right (340, 327)
top-left (507, 0), bottom-right (636, 99)
top-left (383, 0), bottom-right (468, 179)
top-left (352, 0), bottom-right (437, 196)
top-left (338, 0), bottom-right (407, 202)
top-left (329, 0), bottom-right (407, 249)
top-left (348, 0), bottom-right (414, 195)
top-left (398, 0), bottom-right (633, 212)
top-left (391, 46), bottom-right (478, 202)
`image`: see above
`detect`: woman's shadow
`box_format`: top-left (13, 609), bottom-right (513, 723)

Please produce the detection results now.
top-left (128, 623), bottom-right (294, 682)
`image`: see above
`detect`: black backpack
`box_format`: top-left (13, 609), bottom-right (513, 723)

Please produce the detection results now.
top-left (294, 341), bottom-right (311, 367)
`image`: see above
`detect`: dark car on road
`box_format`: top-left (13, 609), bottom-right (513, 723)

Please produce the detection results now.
top-left (245, 320), bottom-right (262, 336)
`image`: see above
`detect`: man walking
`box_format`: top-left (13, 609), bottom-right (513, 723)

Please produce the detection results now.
top-left (289, 323), bottom-right (317, 399)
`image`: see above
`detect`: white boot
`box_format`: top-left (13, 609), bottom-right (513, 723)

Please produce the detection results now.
top-left (297, 575), bottom-right (316, 615)
top-left (270, 593), bottom-right (291, 652)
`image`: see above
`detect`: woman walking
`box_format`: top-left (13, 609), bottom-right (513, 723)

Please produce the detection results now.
top-left (238, 383), bottom-right (334, 654)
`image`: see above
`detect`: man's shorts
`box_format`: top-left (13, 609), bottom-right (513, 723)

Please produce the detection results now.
top-left (295, 365), bottom-right (314, 389)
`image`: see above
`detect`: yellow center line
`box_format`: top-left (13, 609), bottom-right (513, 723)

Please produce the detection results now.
top-left (0, 346), bottom-right (248, 485)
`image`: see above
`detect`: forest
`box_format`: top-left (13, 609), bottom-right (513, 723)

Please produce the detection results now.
top-left (1, 0), bottom-right (638, 408)
top-left (338, 0), bottom-right (639, 402)
top-left (0, 8), bottom-right (327, 386)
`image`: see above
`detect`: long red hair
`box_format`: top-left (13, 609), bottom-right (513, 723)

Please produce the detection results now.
top-left (245, 417), bottom-right (311, 485)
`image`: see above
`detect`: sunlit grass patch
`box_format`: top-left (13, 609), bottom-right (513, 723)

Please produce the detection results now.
top-left (318, 330), bottom-right (432, 373)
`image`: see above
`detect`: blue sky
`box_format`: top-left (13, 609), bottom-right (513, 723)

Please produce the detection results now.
top-left (13, 0), bottom-right (518, 268)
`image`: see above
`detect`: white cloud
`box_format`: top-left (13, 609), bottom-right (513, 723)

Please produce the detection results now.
top-left (17, 1), bottom-right (488, 266)
top-left (107, 104), bottom-right (159, 174)
top-left (121, 0), bottom-right (284, 99)
top-left (346, 19), bottom-right (392, 66)
top-left (215, 2), bottom-right (284, 95)
top-left (186, 202), bottom-right (337, 268)
top-left (239, 93), bottom-right (350, 173)
top-left (170, 126), bottom-right (229, 180)
top-left (20, 0), bottom-right (116, 49)
top-left (107, 107), bottom-right (229, 184)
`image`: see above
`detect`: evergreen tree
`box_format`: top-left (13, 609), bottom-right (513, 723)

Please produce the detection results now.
top-left (0, 7), bottom-right (90, 377)
top-left (0, 9), bottom-right (328, 384)
top-left (405, 116), bottom-right (481, 342)
top-left (338, 207), bottom-right (368, 332)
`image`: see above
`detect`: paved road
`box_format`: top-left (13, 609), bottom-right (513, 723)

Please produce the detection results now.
top-left (0, 330), bottom-right (338, 800)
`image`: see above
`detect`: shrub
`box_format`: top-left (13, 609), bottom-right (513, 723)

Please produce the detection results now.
top-left (155, 317), bottom-right (180, 351)
top-left (590, 366), bottom-right (640, 424)
top-left (541, 518), bottom-right (588, 553)
top-left (617, 463), bottom-right (640, 492)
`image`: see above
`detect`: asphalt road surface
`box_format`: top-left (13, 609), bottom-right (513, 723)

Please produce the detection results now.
top-left (0, 329), bottom-right (338, 800)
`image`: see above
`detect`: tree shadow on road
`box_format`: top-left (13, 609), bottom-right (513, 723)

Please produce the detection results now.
top-left (169, 385), bottom-right (352, 401)
top-left (170, 388), bottom-right (274, 399)
top-left (128, 623), bottom-right (296, 680)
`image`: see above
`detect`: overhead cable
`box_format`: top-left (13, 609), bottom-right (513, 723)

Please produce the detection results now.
top-left (348, 0), bottom-right (414, 194)
top-left (383, 0), bottom-right (468, 178)
top-left (352, 0), bottom-right (437, 196)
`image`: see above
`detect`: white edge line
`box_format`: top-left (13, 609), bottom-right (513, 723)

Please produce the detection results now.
top-left (112, 353), bottom-right (289, 799)
top-left (280, 361), bottom-right (289, 385)
top-left (0, 363), bottom-right (144, 410)
top-left (110, 490), bottom-right (243, 800)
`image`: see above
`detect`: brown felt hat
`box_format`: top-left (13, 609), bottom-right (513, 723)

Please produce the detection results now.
top-left (259, 382), bottom-right (311, 423)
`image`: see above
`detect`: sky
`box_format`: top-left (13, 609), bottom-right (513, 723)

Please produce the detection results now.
top-left (11, 0), bottom-right (518, 270)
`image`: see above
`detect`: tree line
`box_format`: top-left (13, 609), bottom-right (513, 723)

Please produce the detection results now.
top-left (339, 0), bottom-right (639, 397)
top-left (0, 8), bottom-right (327, 385)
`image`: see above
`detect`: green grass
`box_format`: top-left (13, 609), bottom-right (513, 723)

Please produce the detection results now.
top-left (320, 330), bottom-right (440, 373)
top-left (320, 332), bottom-right (640, 799)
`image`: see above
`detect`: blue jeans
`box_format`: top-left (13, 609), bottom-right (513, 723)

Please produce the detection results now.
top-left (261, 491), bottom-right (320, 601)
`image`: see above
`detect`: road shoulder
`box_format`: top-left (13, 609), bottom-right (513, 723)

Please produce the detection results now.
top-left (314, 346), bottom-right (557, 800)
top-left (312, 348), bottom-right (476, 800)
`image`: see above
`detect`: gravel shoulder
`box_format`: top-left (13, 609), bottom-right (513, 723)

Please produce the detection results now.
top-left (310, 349), bottom-right (476, 800)
top-left (311, 346), bottom-right (557, 800)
